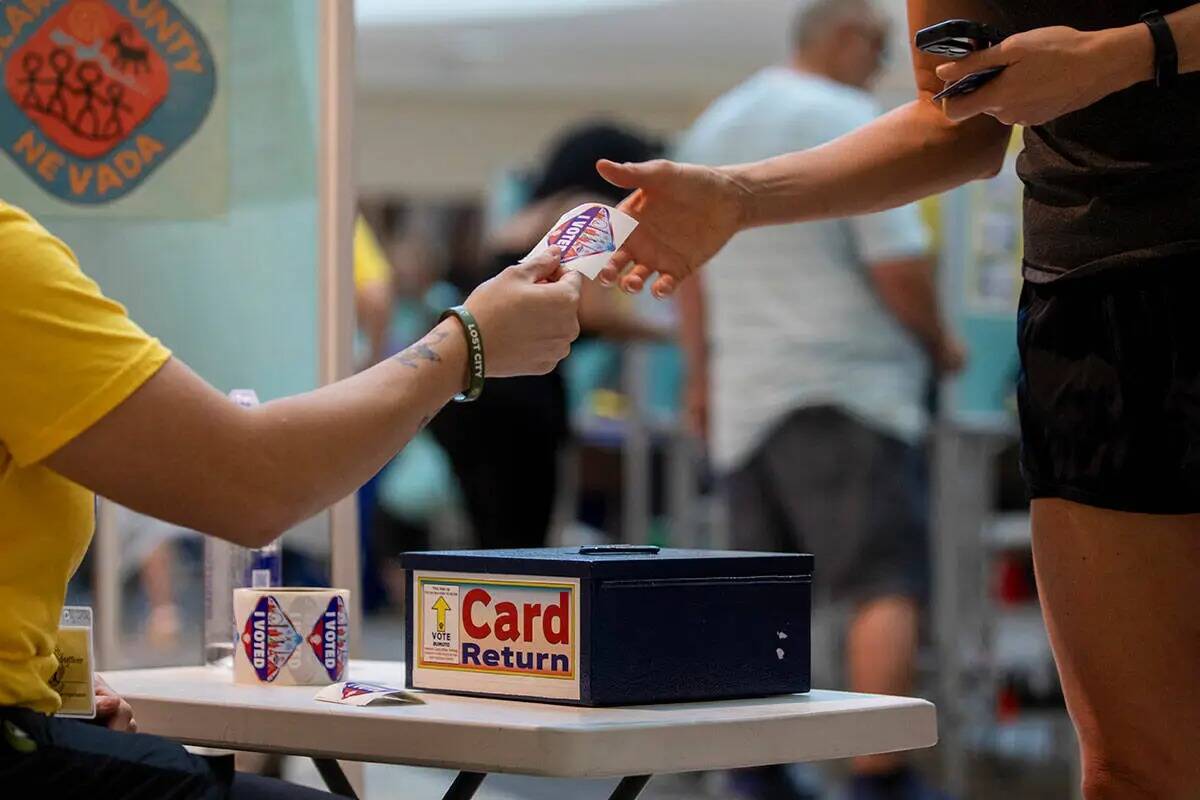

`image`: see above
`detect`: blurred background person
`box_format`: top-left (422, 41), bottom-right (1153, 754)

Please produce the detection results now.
top-left (676, 2), bottom-right (964, 798)
top-left (352, 213), bottom-right (402, 612)
top-left (113, 505), bottom-right (193, 652)
top-left (428, 122), bottom-right (673, 551)
top-left (353, 214), bottom-right (394, 368)
top-left (370, 226), bottom-right (462, 606)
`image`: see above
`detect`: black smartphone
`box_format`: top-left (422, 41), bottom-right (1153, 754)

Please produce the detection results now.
top-left (915, 19), bottom-right (1006, 57)
top-left (916, 20), bottom-right (1008, 102)
top-left (931, 66), bottom-right (1005, 101)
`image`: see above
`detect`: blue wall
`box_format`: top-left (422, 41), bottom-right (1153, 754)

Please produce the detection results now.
top-left (31, 1), bottom-right (321, 402)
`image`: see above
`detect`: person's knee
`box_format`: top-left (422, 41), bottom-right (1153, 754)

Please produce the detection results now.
top-left (1082, 760), bottom-right (1157, 800)
top-left (851, 593), bottom-right (917, 621)
top-left (1081, 750), bottom-right (1200, 800)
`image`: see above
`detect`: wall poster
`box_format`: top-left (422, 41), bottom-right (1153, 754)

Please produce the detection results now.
top-left (0, 0), bottom-right (227, 216)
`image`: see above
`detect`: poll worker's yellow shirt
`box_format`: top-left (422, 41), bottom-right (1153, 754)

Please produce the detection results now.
top-left (0, 202), bottom-right (170, 713)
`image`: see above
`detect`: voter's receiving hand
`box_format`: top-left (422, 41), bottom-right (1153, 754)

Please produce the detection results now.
top-left (464, 248), bottom-right (582, 377)
top-left (94, 674), bottom-right (137, 732)
top-left (595, 159), bottom-right (751, 299)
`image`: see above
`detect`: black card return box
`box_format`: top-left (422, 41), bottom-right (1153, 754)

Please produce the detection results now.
top-left (403, 546), bottom-right (813, 706)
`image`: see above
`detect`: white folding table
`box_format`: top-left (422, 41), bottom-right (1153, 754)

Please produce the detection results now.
top-left (102, 660), bottom-right (937, 800)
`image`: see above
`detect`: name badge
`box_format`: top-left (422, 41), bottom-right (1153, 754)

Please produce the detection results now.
top-left (52, 606), bottom-right (95, 718)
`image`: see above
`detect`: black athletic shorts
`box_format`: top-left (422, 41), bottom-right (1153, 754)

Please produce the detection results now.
top-left (0, 706), bottom-right (336, 800)
top-left (725, 406), bottom-right (929, 606)
top-left (1018, 267), bottom-right (1200, 514)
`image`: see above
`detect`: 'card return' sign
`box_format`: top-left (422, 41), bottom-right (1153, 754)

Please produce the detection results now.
top-left (412, 571), bottom-right (581, 702)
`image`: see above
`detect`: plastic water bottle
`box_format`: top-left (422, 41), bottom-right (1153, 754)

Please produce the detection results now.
top-left (203, 536), bottom-right (250, 666)
top-left (248, 540), bottom-right (282, 588)
top-left (202, 389), bottom-right (281, 665)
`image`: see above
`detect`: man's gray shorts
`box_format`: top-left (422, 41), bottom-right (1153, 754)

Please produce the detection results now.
top-left (725, 406), bottom-right (930, 606)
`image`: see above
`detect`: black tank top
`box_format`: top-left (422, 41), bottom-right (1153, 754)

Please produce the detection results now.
top-left (985, 2), bottom-right (1200, 282)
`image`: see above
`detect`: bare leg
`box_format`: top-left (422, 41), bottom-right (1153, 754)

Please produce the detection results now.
top-left (141, 542), bottom-right (174, 606)
top-left (847, 594), bottom-right (919, 775)
top-left (1032, 499), bottom-right (1200, 799)
top-left (383, 561), bottom-right (408, 614)
top-left (141, 542), bottom-right (180, 649)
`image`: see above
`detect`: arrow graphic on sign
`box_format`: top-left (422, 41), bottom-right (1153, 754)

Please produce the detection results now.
top-left (432, 596), bottom-right (451, 632)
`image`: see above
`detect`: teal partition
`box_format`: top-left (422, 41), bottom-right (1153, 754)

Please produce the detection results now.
top-left (3, 0), bottom-right (321, 403)
top-left (940, 151), bottom-right (1023, 431)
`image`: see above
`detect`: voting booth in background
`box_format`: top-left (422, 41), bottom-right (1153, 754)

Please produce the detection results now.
top-left (0, 0), bottom-right (356, 667)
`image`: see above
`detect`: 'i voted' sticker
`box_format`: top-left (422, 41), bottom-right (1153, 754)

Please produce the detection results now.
top-left (314, 681), bottom-right (423, 707)
top-left (241, 595), bottom-right (304, 683)
top-left (525, 203), bottom-right (638, 280)
top-left (548, 205), bottom-right (615, 263)
top-left (307, 595), bottom-right (349, 682)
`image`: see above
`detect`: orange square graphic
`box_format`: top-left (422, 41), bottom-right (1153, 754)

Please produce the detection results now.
top-left (5, 0), bottom-right (170, 160)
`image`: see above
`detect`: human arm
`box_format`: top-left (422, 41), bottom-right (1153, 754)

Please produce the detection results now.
top-left (44, 252), bottom-right (580, 548)
top-left (870, 255), bottom-right (965, 374)
top-left (676, 272), bottom-right (709, 439)
top-left (1177, 4), bottom-right (1200, 73)
top-left (596, 0), bottom-right (1012, 297)
top-left (936, 4), bottom-right (1199, 125)
top-left (851, 201), bottom-right (965, 374)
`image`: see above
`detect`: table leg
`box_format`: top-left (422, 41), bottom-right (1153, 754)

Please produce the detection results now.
top-left (442, 771), bottom-right (487, 800)
top-left (312, 757), bottom-right (359, 799)
top-left (609, 775), bottom-right (652, 800)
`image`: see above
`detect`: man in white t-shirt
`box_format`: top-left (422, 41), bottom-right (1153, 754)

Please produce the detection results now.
top-left (677, 2), bottom-right (963, 798)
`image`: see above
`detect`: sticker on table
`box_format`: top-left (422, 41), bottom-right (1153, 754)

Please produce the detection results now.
top-left (411, 571), bottom-right (581, 701)
top-left (315, 681), bottom-right (423, 707)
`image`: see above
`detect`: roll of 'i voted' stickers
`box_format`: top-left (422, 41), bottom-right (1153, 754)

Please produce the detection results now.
top-left (233, 587), bottom-right (350, 686)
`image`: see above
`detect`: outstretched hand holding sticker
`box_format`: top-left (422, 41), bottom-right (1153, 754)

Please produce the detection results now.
top-left (525, 203), bottom-right (638, 280)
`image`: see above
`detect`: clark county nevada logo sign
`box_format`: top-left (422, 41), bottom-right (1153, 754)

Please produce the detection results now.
top-left (0, 0), bottom-right (215, 204)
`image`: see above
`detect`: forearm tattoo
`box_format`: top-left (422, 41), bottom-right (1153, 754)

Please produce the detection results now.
top-left (393, 331), bottom-right (448, 370)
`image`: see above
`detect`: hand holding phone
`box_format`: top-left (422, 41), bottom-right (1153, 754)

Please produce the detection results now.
top-left (931, 66), bottom-right (1005, 102)
top-left (915, 19), bottom-right (1008, 101)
